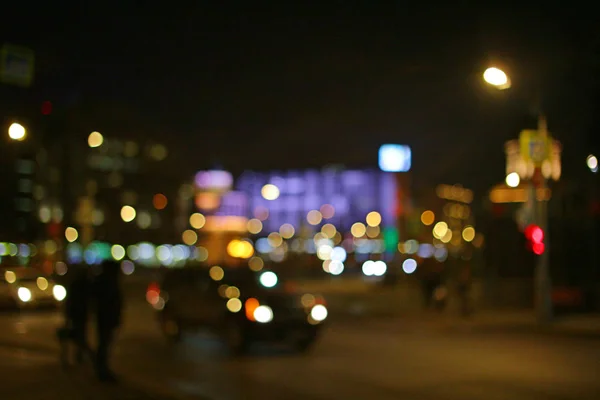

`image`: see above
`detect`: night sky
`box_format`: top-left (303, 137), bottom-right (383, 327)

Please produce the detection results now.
top-left (2, 2), bottom-right (598, 193)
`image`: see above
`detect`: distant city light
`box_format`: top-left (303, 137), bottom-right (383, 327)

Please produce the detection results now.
top-left (120, 205), bottom-right (136, 222)
top-left (378, 144), bottom-right (411, 172)
top-left (153, 193), bottom-right (168, 210)
top-left (366, 211), bottom-right (382, 227)
top-left (189, 213), bottom-right (206, 229)
top-left (88, 131), bottom-right (104, 148)
top-left (483, 67), bottom-right (511, 89)
top-left (64, 227), bottom-right (78, 243)
top-left (261, 184), bottom-right (280, 200)
top-left (420, 210), bottom-right (435, 226)
top-left (505, 172), bottom-right (520, 188)
top-left (8, 122), bottom-right (26, 141)
top-left (587, 154), bottom-right (598, 173)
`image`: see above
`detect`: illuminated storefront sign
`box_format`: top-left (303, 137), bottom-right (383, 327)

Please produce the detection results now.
top-left (378, 144), bottom-right (411, 172)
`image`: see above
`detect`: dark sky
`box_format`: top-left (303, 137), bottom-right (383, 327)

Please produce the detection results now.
top-left (2, 2), bottom-right (599, 192)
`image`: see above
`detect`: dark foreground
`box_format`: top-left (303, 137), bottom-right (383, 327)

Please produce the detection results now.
top-left (1, 293), bottom-right (599, 400)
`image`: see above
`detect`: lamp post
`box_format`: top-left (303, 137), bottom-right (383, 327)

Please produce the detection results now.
top-left (8, 122), bottom-right (26, 141)
top-left (484, 67), bottom-right (556, 324)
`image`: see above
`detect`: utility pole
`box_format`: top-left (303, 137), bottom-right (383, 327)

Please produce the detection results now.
top-left (534, 115), bottom-right (553, 324)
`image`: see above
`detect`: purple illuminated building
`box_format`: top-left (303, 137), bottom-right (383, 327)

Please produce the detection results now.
top-left (235, 168), bottom-right (398, 233)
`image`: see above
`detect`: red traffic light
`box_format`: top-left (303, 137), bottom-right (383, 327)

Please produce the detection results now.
top-left (532, 242), bottom-right (545, 255)
top-left (524, 224), bottom-right (544, 243)
top-left (41, 101), bottom-right (52, 115)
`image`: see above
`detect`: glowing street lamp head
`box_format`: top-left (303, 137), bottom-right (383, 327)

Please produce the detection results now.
top-left (8, 123), bottom-right (26, 141)
top-left (483, 67), bottom-right (511, 90)
top-left (505, 172), bottom-right (520, 188)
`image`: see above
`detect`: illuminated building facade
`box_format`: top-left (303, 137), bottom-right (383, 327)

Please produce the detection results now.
top-left (236, 168), bottom-right (398, 234)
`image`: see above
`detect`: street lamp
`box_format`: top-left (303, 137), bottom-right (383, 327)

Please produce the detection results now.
top-left (8, 122), bottom-right (26, 141)
top-left (483, 67), bottom-right (511, 90)
top-left (484, 66), bottom-right (554, 325)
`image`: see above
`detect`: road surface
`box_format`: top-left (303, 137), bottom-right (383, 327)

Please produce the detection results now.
top-left (1, 294), bottom-right (599, 399)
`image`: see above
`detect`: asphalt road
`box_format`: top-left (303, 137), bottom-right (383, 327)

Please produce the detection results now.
top-left (1, 294), bottom-right (600, 400)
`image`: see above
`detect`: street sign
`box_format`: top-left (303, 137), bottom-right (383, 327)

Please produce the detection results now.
top-left (519, 130), bottom-right (550, 167)
top-left (0, 44), bottom-right (35, 87)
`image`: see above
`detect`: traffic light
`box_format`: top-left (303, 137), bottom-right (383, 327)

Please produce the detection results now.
top-left (524, 223), bottom-right (545, 255)
top-left (41, 101), bottom-right (52, 115)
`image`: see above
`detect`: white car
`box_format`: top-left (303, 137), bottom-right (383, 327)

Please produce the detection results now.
top-left (0, 267), bottom-right (67, 309)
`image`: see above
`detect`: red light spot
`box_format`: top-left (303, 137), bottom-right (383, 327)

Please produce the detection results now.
top-left (525, 224), bottom-right (543, 243)
top-left (41, 101), bottom-right (52, 115)
top-left (532, 242), bottom-right (545, 255)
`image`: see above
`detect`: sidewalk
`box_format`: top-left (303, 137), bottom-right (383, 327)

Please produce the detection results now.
top-left (0, 346), bottom-right (175, 400)
top-left (371, 310), bottom-right (600, 338)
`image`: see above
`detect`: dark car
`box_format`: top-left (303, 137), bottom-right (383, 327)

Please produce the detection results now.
top-left (148, 266), bottom-right (328, 354)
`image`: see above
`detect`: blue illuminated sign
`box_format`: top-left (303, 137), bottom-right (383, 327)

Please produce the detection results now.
top-left (379, 144), bottom-right (411, 172)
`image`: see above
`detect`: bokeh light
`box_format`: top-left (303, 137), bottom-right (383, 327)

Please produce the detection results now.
top-left (351, 222), bottom-right (367, 237)
top-left (189, 213), bottom-right (206, 229)
top-left (307, 210), bottom-right (323, 225)
top-left (366, 211), bottom-right (382, 227)
top-left (261, 184), bottom-right (280, 200)
top-left (65, 227), bottom-right (78, 243)
top-left (120, 205), bottom-right (136, 222)
top-left (462, 226), bottom-right (476, 242)
top-left (279, 223), bottom-right (295, 239)
top-left (209, 266), bottom-right (224, 281)
top-left (182, 229), bottom-right (198, 245)
top-left (247, 218), bottom-right (263, 234)
top-left (88, 131), bottom-right (104, 148)
top-left (153, 193), bottom-right (168, 210)
top-left (420, 210), bottom-right (435, 226)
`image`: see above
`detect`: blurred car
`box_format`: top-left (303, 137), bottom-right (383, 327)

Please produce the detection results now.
top-left (0, 267), bottom-right (67, 309)
top-left (148, 266), bottom-right (328, 354)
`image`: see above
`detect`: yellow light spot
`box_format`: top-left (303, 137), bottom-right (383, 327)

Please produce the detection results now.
top-left (227, 298), bottom-right (242, 313)
top-left (209, 266), bottom-right (224, 281)
top-left (182, 229), bottom-right (198, 245)
top-left (247, 218), bottom-right (263, 234)
top-left (37, 277), bottom-right (49, 291)
top-left (225, 286), bottom-right (240, 299)
top-left (433, 221), bottom-right (448, 239)
top-left (88, 131), bottom-right (104, 148)
top-left (366, 211), bottom-right (382, 227)
top-left (421, 210), bottom-right (435, 226)
top-left (267, 232), bottom-right (283, 247)
top-left (111, 245), bottom-right (125, 260)
top-left (462, 226), bottom-right (476, 242)
top-left (366, 225), bottom-right (380, 238)
top-left (189, 213), bottom-right (206, 229)
top-left (307, 210), bottom-right (322, 225)
top-left (227, 240), bottom-right (254, 258)
top-left (261, 184), bottom-right (280, 200)
top-left (321, 223), bottom-right (337, 239)
top-left (65, 227), bottom-right (78, 242)
top-left (248, 256), bottom-right (264, 271)
top-left (279, 223), bottom-right (295, 239)
top-left (441, 229), bottom-right (453, 243)
top-left (120, 205), bottom-right (136, 222)
top-left (350, 222), bottom-right (366, 237)
top-left (5, 271), bottom-right (16, 284)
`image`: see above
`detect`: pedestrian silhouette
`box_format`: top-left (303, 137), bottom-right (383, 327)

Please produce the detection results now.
top-left (92, 260), bottom-right (123, 382)
top-left (57, 264), bottom-right (93, 368)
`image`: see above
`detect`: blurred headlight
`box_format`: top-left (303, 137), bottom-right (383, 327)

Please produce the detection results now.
top-left (310, 304), bottom-right (328, 321)
top-left (17, 287), bottom-right (32, 302)
top-left (53, 285), bottom-right (67, 301)
top-left (253, 305), bottom-right (273, 323)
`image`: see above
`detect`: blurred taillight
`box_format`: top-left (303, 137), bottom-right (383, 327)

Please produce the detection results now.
top-left (245, 297), bottom-right (259, 321)
top-left (315, 295), bottom-right (327, 306)
top-left (146, 282), bottom-right (160, 305)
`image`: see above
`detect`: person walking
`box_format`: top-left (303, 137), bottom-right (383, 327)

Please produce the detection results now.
top-left (91, 260), bottom-right (123, 382)
top-left (57, 264), bottom-right (93, 368)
